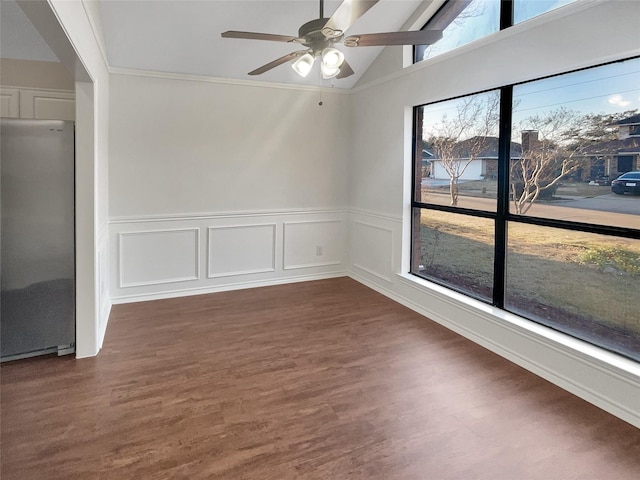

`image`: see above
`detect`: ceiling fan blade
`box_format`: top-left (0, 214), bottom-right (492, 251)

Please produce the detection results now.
top-left (322, 0), bottom-right (380, 38)
top-left (336, 59), bottom-right (354, 79)
top-left (222, 31), bottom-right (299, 43)
top-left (248, 51), bottom-right (307, 76)
top-left (344, 29), bottom-right (443, 47)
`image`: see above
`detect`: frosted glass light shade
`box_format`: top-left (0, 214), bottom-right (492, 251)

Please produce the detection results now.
top-left (321, 62), bottom-right (340, 79)
top-left (292, 53), bottom-right (315, 77)
top-left (321, 48), bottom-right (344, 69)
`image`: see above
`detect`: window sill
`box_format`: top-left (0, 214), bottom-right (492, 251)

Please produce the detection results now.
top-left (396, 272), bottom-right (640, 379)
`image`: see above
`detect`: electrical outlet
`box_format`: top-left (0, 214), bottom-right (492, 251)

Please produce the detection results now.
top-left (316, 245), bottom-right (323, 256)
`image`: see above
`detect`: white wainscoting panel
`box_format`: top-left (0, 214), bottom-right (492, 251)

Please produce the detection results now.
top-left (119, 228), bottom-right (199, 288)
top-left (208, 224), bottom-right (276, 278)
top-left (283, 219), bottom-right (344, 270)
top-left (1, 88), bottom-right (20, 117)
top-left (110, 209), bottom-right (348, 303)
top-left (351, 219), bottom-right (394, 283)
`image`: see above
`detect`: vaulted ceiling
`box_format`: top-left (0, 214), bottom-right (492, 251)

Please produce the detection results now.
top-left (0, 0), bottom-right (60, 62)
top-left (2, 0), bottom-right (435, 89)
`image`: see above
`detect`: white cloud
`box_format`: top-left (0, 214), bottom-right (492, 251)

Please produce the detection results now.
top-left (608, 94), bottom-right (631, 107)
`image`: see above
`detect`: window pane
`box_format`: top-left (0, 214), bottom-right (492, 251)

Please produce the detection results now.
top-left (412, 209), bottom-right (494, 302)
top-left (510, 58), bottom-right (640, 229)
top-left (416, 0), bottom-right (499, 63)
top-left (418, 91), bottom-right (500, 211)
top-left (514, 0), bottom-right (577, 24)
top-left (505, 223), bottom-right (640, 361)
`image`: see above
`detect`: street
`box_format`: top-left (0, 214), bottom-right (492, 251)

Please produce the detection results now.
top-left (423, 192), bottom-right (640, 229)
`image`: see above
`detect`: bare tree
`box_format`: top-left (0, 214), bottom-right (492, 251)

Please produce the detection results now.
top-left (512, 108), bottom-right (586, 215)
top-left (563, 109), bottom-right (638, 145)
top-left (419, 1), bottom-right (491, 60)
top-left (427, 92), bottom-right (499, 206)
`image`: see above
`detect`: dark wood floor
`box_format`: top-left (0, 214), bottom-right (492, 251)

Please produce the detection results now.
top-left (2, 277), bottom-right (639, 479)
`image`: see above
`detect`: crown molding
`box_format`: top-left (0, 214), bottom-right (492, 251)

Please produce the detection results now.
top-left (108, 66), bottom-right (352, 94)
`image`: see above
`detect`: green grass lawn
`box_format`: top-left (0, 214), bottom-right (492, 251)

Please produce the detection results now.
top-left (420, 180), bottom-right (612, 199)
top-left (417, 211), bottom-right (640, 339)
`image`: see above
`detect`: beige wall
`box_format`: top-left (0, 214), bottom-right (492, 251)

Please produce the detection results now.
top-left (0, 58), bottom-right (74, 90)
top-left (109, 74), bottom-right (351, 217)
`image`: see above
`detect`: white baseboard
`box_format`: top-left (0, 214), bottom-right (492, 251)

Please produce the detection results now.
top-left (111, 271), bottom-right (348, 304)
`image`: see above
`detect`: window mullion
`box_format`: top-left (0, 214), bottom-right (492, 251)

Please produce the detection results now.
top-left (500, 0), bottom-right (514, 29)
top-left (493, 85), bottom-right (513, 309)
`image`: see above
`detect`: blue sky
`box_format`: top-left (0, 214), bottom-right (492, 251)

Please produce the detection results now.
top-left (422, 57), bottom-right (640, 140)
top-left (513, 0), bottom-right (576, 24)
top-left (421, 0), bottom-right (577, 60)
top-left (513, 58), bottom-right (640, 125)
top-left (419, 0), bottom-right (640, 139)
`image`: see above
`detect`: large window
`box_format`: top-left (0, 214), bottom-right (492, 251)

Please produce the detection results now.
top-left (412, 57), bottom-right (640, 361)
top-left (513, 0), bottom-right (578, 24)
top-left (415, 0), bottom-right (500, 62)
top-left (415, 0), bottom-right (578, 63)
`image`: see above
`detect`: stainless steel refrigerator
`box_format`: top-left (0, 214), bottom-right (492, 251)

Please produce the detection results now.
top-left (1, 118), bottom-right (75, 361)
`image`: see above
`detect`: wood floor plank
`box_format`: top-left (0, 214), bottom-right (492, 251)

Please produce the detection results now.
top-left (2, 277), bottom-right (639, 479)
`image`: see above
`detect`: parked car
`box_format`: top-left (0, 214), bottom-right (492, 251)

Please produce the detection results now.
top-left (611, 171), bottom-right (640, 195)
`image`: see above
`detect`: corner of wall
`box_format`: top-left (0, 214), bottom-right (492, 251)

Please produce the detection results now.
top-left (345, 197), bottom-right (640, 430)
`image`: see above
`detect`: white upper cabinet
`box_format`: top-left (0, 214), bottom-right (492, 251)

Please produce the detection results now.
top-left (0, 87), bottom-right (74, 121)
top-left (0, 88), bottom-right (20, 118)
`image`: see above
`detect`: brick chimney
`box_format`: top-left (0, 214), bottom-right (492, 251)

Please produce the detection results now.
top-left (521, 130), bottom-right (539, 152)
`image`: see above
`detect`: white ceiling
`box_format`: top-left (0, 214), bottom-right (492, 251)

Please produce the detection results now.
top-left (98, 0), bottom-right (427, 88)
top-left (0, 0), bottom-right (59, 62)
top-left (0, 0), bottom-right (430, 89)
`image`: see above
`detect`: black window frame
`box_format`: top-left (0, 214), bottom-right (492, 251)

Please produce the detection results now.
top-left (414, 0), bottom-right (582, 65)
top-left (414, 0), bottom-right (511, 64)
top-left (410, 56), bottom-right (640, 357)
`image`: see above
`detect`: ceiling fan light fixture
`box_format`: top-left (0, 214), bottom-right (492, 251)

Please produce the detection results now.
top-left (292, 53), bottom-right (315, 77)
top-left (223, 0), bottom-right (444, 81)
top-left (321, 27), bottom-right (343, 39)
top-left (321, 62), bottom-right (340, 79)
top-left (321, 47), bottom-right (345, 69)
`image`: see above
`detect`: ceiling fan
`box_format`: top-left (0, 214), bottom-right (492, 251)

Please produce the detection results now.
top-left (221, 0), bottom-right (443, 79)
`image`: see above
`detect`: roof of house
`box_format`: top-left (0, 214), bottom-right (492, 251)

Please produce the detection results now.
top-left (426, 130), bottom-right (640, 161)
top-left (579, 136), bottom-right (640, 155)
top-left (611, 113), bottom-right (640, 126)
top-left (429, 136), bottom-right (522, 160)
